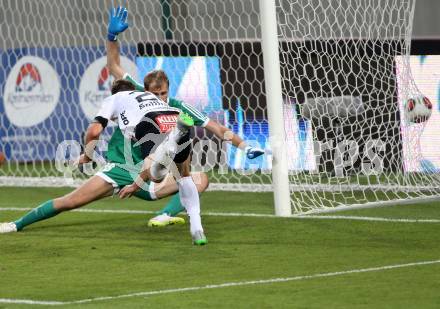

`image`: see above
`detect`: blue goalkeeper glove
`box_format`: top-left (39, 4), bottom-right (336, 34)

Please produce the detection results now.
top-left (245, 146), bottom-right (265, 159)
top-left (108, 6), bottom-right (128, 41)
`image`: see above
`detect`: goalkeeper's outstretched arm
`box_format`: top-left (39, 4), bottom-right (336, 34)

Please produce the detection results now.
top-left (203, 120), bottom-right (244, 149)
top-left (203, 120), bottom-right (264, 159)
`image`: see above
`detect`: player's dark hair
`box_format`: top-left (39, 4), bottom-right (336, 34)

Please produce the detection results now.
top-left (143, 70), bottom-right (169, 90)
top-left (111, 79), bottom-right (135, 95)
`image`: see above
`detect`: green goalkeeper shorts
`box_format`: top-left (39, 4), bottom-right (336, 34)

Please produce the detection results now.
top-left (95, 163), bottom-right (156, 201)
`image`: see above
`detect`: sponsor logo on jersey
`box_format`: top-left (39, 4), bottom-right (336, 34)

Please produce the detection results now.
top-left (79, 56), bottom-right (137, 120)
top-left (155, 114), bottom-right (179, 133)
top-left (120, 111), bottom-right (130, 125)
top-left (3, 56), bottom-right (60, 127)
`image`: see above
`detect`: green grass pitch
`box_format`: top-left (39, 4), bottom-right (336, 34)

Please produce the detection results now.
top-left (0, 187), bottom-right (440, 308)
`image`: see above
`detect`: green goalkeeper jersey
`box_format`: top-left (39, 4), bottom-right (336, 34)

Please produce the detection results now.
top-left (104, 73), bottom-right (210, 166)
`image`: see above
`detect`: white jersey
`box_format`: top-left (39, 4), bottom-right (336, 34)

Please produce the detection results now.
top-left (96, 91), bottom-right (180, 139)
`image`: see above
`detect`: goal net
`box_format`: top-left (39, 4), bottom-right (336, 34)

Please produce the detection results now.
top-left (276, 0), bottom-right (440, 213)
top-left (0, 0), bottom-right (438, 214)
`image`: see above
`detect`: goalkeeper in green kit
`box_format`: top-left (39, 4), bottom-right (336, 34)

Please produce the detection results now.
top-left (105, 5), bottom-right (265, 227)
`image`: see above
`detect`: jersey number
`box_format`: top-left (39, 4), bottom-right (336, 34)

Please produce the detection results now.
top-left (134, 93), bottom-right (160, 111)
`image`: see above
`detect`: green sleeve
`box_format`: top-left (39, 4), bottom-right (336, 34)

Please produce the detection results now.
top-left (123, 73), bottom-right (144, 92)
top-left (169, 98), bottom-right (210, 127)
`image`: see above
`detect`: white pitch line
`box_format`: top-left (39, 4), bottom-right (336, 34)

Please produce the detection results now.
top-left (295, 215), bottom-right (440, 223)
top-left (0, 299), bottom-right (64, 306)
top-left (1, 207), bottom-right (440, 223)
top-left (1, 259), bottom-right (439, 306)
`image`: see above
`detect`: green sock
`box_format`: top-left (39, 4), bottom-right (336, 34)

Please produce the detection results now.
top-left (14, 200), bottom-right (60, 231)
top-left (160, 194), bottom-right (185, 216)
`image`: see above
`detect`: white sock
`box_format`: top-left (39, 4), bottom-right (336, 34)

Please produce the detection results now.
top-left (149, 159), bottom-right (170, 182)
top-left (163, 124), bottom-right (189, 156)
top-left (177, 176), bottom-right (203, 234)
top-left (150, 125), bottom-right (188, 181)
top-left (168, 124), bottom-right (188, 144)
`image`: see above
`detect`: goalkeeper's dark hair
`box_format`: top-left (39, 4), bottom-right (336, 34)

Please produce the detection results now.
top-left (111, 79), bottom-right (135, 95)
top-left (143, 70), bottom-right (169, 90)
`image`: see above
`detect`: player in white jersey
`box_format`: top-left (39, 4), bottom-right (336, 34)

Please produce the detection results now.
top-left (0, 83), bottom-right (207, 245)
top-left (97, 89), bottom-right (206, 242)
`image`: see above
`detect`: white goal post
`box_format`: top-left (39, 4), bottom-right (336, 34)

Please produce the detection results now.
top-left (1, 0), bottom-right (439, 215)
top-left (259, 0), bottom-right (291, 216)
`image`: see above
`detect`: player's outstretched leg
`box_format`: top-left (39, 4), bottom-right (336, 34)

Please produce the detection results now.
top-left (0, 176), bottom-right (113, 233)
top-left (130, 112), bottom-right (206, 244)
top-left (148, 171), bottom-right (209, 227)
top-left (149, 112), bottom-right (194, 182)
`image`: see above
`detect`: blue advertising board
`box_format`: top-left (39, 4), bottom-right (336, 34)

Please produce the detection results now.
top-left (0, 45), bottom-right (135, 162)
